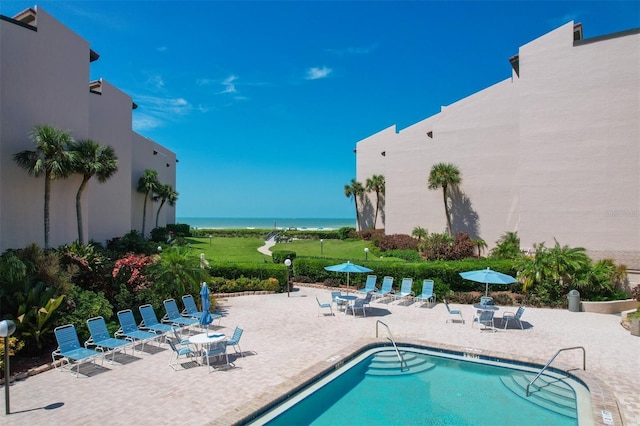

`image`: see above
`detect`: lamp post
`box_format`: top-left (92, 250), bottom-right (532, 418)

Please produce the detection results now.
top-left (320, 239), bottom-right (324, 256)
top-left (157, 246), bottom-right (162, 253)
top-left (1, 319), bottom-right (16, 415)
top-left (284, 259), bottom-right (292, 297)
top-left (364, 247), bottom-right (369, 261)
top-left (208, 234), bottom-right (212, 246)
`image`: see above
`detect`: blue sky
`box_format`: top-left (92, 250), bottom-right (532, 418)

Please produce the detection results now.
top-left (4, 1), bottom-right (639, 219)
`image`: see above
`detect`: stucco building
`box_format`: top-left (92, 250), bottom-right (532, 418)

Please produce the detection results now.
top-left (0, 6), bottom-right (176, 251)
top-left (355, 22), bottom-right (639, 274)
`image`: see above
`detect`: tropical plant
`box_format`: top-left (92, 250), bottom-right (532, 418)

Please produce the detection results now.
top-left (15, 282), bottom-right (66, 352)
top-left (344, 179), bottom-right (365, 228)
top-left (137, 168), bottom-right (160, 236)
top-left (516, 240), bottom-right (592, 306)
top-left (427, 163), bottom-right (461, 236)
top-left (473, 238), bottom-right (488, 257)
top-left (0, 337), bottom-right (24, 373)
top-left (145, 246), bottom-right (209, 300)
top-left (490, 231), bottom-right (522, 259)
top-left (13, 124), bottom-right (76, 249)
top-left (411, 226), bottom-right (428, 241)
top-left (0, 252), bottom-right (27, 317)
top-left (153, 183), bottom-right (178, 228)
top-left (365, 174), bottom-right (385, 229)
top-left (58, 284), bottom-right (113, 344)
top-left (112, 253), bottom-right (156, 294)
top-left (67, 139), bottom-right (118, 244)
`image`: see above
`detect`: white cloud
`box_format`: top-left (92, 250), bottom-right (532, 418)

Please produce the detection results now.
top-left (305, 66), bottom-right (332, 80)
top-left (219, 75), bottom-right (238, 94)
top-left (147, 74), bottom-right (164, 89)
top-left (156, 46), bottom-right (167, 52)
top-left (131, 95), bottom-right (194, 130)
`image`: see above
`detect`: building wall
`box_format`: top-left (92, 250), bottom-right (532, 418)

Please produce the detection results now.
top-left (355, 22), bottom-right (640, 268)
top-left (88, 79), bottom-right (134, 243)
top-left (0, 6), bottom-right (176, 250)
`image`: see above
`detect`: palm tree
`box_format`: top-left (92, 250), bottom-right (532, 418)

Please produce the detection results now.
top-left (154, 183), bottom-right (178, 228)
top-left (472, 238), bottom-right (488, 257)
top-left (146, 246), bottom-right (209, 299)
top-left (427, 163), bottom-right (461, 236)
top-left (411, 226), bottom-right (428, 240)
top-left (137, 169), bottom-right (160, 236)
top-left (68, 139), bottom-right (118, 244)
top-left (344, 179), bottom-right (364, 228)
top-left (365, 174), bottom-right (385, 229)
top-left (13, 124), bottom-right (76, 249)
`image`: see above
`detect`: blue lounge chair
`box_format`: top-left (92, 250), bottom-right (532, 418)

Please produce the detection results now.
top-left (226, 326), bottom-right (244, 357)
top-left (393, 278), bottom-right (414, 302)
top-left (182, 294), bottom-right (223, 325)
top-left (163, 298), bottom-right (199, 329)
top-left (139, 304), bottom-right (173, 335)
top-left (444, 300), bottom-right (465, 324)
top-left (181, 294), bottom-right (204, 319)
top-left (372, 276), bottom-right (394, 301)
top-left (358, 275), bottom-right (377, 294)
top-left (415, 279), bottom-right (436, 306)
top-left (52, 324), bottom-right (103, 377)
top-left (115, 309), bottom-right (162, 352)
top-left (86, 316), bottom-right (132, 362)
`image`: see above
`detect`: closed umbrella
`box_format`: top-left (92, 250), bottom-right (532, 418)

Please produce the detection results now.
top-left (324, 261), bottom-right (373, 294)
top-left (459, 267), bottom-right (516, 296)
top-left (199, 282), bottom-right (213, 333)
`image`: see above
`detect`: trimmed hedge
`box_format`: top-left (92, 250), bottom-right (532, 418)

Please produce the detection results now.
top-left (207, 262), bottom-right (289, 292)
top-left (292, 257), bottom-right (517, 299)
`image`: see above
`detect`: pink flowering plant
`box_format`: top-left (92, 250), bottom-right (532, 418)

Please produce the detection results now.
top-left (112, 253), bottom-right (156, 294)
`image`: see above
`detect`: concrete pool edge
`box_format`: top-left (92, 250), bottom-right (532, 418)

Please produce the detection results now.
top-left (216, 338), bottom-right (622, 426)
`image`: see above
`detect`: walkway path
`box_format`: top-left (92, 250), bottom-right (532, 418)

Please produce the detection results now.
top-left (257, 237), bottom-right (276, 256)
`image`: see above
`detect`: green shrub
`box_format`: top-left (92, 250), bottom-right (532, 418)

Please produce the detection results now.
top-left (381, 249), bottom-right (422, 262)
top-left (167, 223), bottom-right (191, 237)
top-left (377, 234), bottom-right (419, 251)
top-left (58, 285), bottom-right (114, 343)
top-left (272, 250), bottom-right (296, 264)
top-left (338, 227), bottom-right (356, 240)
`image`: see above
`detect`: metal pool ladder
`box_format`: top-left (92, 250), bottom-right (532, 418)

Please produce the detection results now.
top-left (526, 346), bottom-right (586, 397)
top-left (376, 320), bottom-right (407, 372)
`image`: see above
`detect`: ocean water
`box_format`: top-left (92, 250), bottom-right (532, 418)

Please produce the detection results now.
top-left (176, 217), bottom-right (355, 230)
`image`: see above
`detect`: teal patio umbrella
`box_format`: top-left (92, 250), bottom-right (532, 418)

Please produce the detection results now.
top-left (459, 267), bottom-right (516, 296)
top-left (199, 282), bottom-right (213, 333)
top-left (324, 261), bottom-right (373, 294)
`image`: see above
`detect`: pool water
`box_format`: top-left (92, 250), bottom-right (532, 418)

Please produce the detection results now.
top-left (256, 347), bottom-right (585, 426)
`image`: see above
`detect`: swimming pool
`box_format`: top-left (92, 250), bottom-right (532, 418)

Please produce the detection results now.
top-left (249, 346), bottom-right (592, 425)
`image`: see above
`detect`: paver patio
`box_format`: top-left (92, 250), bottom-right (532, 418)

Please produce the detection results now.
top-left (1, 285), bottom-right (639, 425)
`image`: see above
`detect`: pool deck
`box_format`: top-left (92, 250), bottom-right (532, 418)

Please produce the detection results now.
top-left (2, 285), bottom-right (639, 425)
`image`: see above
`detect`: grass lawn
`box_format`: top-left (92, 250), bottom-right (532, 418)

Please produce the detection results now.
top-left (184, 237), bottom-right (271, 263)
top-left (184, 236), bottom-right (403, 264)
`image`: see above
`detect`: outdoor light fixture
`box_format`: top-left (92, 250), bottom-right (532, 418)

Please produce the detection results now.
top-left (320, 239), bottom-right (324, 256)
top-left (284, 259), bottom-right (292, 297)
top-left (364, 247), bottom-right (369, 261)
top-left (1, 319), bottom-right (16, 414)
top-left (209, 235), bottom-right (213, 246)
top-left (157, 246), bottom-right (162, 252)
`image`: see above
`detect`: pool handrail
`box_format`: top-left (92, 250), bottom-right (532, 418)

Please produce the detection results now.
top-left (375, 320), bottom-right (407, 372)
top-left (526, 346), bottom-right (586, 397)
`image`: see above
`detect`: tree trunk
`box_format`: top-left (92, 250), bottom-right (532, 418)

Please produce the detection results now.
top-left (443, 185), bottom-right (452, 236)
top-left (142, 191), bottom-right (149, 236)
top-left (44, 173), bottom-right (51, 249)
top-left (155, 199), bottom-right (166, 228)
top-left (76, 176), bottom-right (90, 244)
